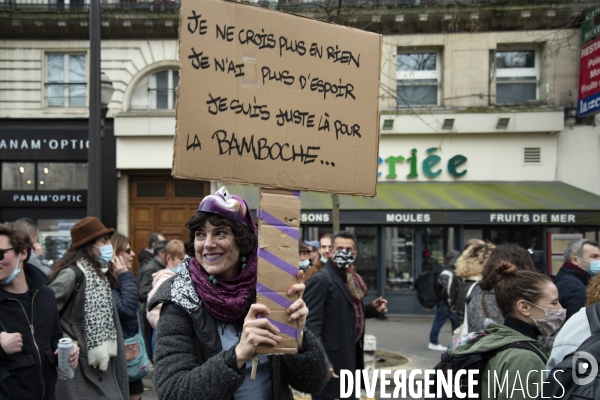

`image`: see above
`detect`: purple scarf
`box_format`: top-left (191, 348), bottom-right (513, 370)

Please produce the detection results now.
top-left (188, 248), bottom-right (258, 322)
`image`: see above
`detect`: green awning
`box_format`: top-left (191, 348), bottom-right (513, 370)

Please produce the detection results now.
top-left (223, 182), bottom-right (600, 211)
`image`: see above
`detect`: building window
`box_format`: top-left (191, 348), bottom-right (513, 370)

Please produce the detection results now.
top-left (131, 69), bottom-right (179, 110)
top-left (46, 54), bottom-right (86, 108)
top-left (1, 162), bottom-right (87, 190)
top-left (396, 51), bottom-right (440, 107)
top-left (496, 50), bottom-right (538, 105)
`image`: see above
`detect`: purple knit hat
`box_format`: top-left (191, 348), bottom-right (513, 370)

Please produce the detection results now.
top-left (196, 186), bottom-right (252, 227)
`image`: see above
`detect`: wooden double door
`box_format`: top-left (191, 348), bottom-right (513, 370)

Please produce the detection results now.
top-left (129, 174), bottom-right (210, 273)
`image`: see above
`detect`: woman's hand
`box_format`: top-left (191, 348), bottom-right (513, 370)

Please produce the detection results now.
top-left (70, 341), bottom-right (80, 368)
top-left (235, 304), bottom-right (282, 368)
top-left (111, 255), bottom-right (128, 275)
top-left (53, 340), bottom-right (80, 369)
top-left (287, 270), bottom-right (308, 348)
top-left (0, 332), bottom-right (22, 354)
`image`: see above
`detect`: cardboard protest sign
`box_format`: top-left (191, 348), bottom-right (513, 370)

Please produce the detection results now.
top-left (173, 0), bottom-right (382, 197)
top-left (255, 189), bottom-right (301, 354)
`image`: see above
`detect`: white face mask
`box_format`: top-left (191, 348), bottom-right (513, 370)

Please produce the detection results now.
top-left (299, 259), bottom-right (310, 269)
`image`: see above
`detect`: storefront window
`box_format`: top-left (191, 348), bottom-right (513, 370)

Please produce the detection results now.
top-left (38, 219), bottom-right (78, 265)
top-left (2, 162), bottom-right (36, 190)
top-left (37, 163), bottom-right (88, 190)
top-left (344, 226), bottom-right (378, 291)
top-left (305, 227), bottom-right (333, 242)
top-left (385, 227), bottom-right (414, 291)
top-left (422, 226), bottom-right (446, 265)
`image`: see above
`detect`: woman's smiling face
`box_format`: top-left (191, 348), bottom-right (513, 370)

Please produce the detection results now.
top-left (194, 222), bottom-right (240, 278)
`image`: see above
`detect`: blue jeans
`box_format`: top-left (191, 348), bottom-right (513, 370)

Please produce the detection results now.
top-left (429, 302), bottom-right (457, 345)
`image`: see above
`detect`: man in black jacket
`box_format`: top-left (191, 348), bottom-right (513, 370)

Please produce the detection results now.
top-left (554, 238), bottom-right (600, 320)
top-left (304, 230), bottom-right (387, 400)
top-left (137, 232), bottom-right (165, 271)
top-left (0, 223), bottom-right (79, 399)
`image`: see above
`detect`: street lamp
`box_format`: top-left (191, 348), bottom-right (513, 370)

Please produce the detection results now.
top-left (100, 72), bottom-right (115, 120)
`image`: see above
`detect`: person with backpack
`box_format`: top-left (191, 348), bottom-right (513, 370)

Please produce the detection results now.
top-left (452, 243), bottom-right (495, 338)
top-left (437, 261), bottom-right (563, 400)
top-left (422, 251), bottom-right (459, 351)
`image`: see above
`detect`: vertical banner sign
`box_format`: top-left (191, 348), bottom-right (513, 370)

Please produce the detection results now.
top-left (578, 37), bottom-right (600, 117)
top-left (173, 0), bottom-right (382, 197)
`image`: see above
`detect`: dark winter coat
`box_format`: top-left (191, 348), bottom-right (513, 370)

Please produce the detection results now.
top-left (0, 264), bottom-right (62, 400)
top-left (138, 258), bottom-right (164, 303)
top-left (112, 271), bottom-right (140, 339)
top-left (553, 262), bottom-right (590, 320)
top-left (148, 267), bottom-right (330, 400)
top-left (304, 261), bottom-right (380, 399)
top-left (49, 265), bottom-right (129, 400)
top-left (137, 249), bottom-right (153, 266)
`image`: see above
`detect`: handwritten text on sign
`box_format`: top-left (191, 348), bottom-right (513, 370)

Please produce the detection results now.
top-left (173, 0), bottom-right (381, 196)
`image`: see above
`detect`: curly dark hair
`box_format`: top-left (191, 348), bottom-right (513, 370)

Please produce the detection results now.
top-left (51, 240), bottom-right (119, 288)
top-left (0, 223), bottom-right (32, 263)
top-left (184, 212), bottom-right (257, 259)
top-left (479, 244), bottom-right (536, 291)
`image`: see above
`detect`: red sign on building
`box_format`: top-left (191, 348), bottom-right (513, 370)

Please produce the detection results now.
top-left (578, 37), bottom-right (600, 117)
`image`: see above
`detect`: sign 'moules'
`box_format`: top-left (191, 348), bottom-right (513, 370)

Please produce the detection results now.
top-left (172, 0), bottom-right (382, 197)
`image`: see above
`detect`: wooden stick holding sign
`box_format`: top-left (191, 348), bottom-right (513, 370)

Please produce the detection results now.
top-left (255, 189), bottom-right (301, 355)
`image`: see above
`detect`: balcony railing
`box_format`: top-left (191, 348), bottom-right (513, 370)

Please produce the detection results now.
top-left (0, 0), bottom-right (587, 12)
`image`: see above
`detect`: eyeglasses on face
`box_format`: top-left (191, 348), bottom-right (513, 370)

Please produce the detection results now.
top-left (125, 248), bottom-right (133, 254)
top-left (0, 248), bottom-right (15, 261)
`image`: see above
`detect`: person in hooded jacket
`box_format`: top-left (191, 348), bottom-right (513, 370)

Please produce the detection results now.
top-left (0, 223), bottom-right (79, 400)
top-left (449, 260), bottom-right (565, 400)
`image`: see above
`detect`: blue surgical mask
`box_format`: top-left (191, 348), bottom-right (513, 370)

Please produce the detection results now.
top-left (299, 259), bottom-right (310, 269)
top-left (172, 263), bottom-right (183, 274)
top-left (579, 257), bottom-right (600, 276)
top-left (320, 256), bottom-right (328, 263)
top-left (0, 259), bottom-right (20, 286)
top-left (94, 244), bottom-right (114, 263)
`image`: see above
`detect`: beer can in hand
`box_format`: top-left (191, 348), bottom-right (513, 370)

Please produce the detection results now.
top-left (57, 338), bottom-right (74, 380)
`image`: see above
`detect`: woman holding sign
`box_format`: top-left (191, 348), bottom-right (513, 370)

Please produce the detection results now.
top-left (149, 187), bottom-right (329, 399)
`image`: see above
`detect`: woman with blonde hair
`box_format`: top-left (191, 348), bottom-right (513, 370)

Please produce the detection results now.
top-left (454, 243), bottom-right (495, 329)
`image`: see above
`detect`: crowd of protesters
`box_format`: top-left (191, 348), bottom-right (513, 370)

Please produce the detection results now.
top-left (1, 185), bottom-right (598, 400)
